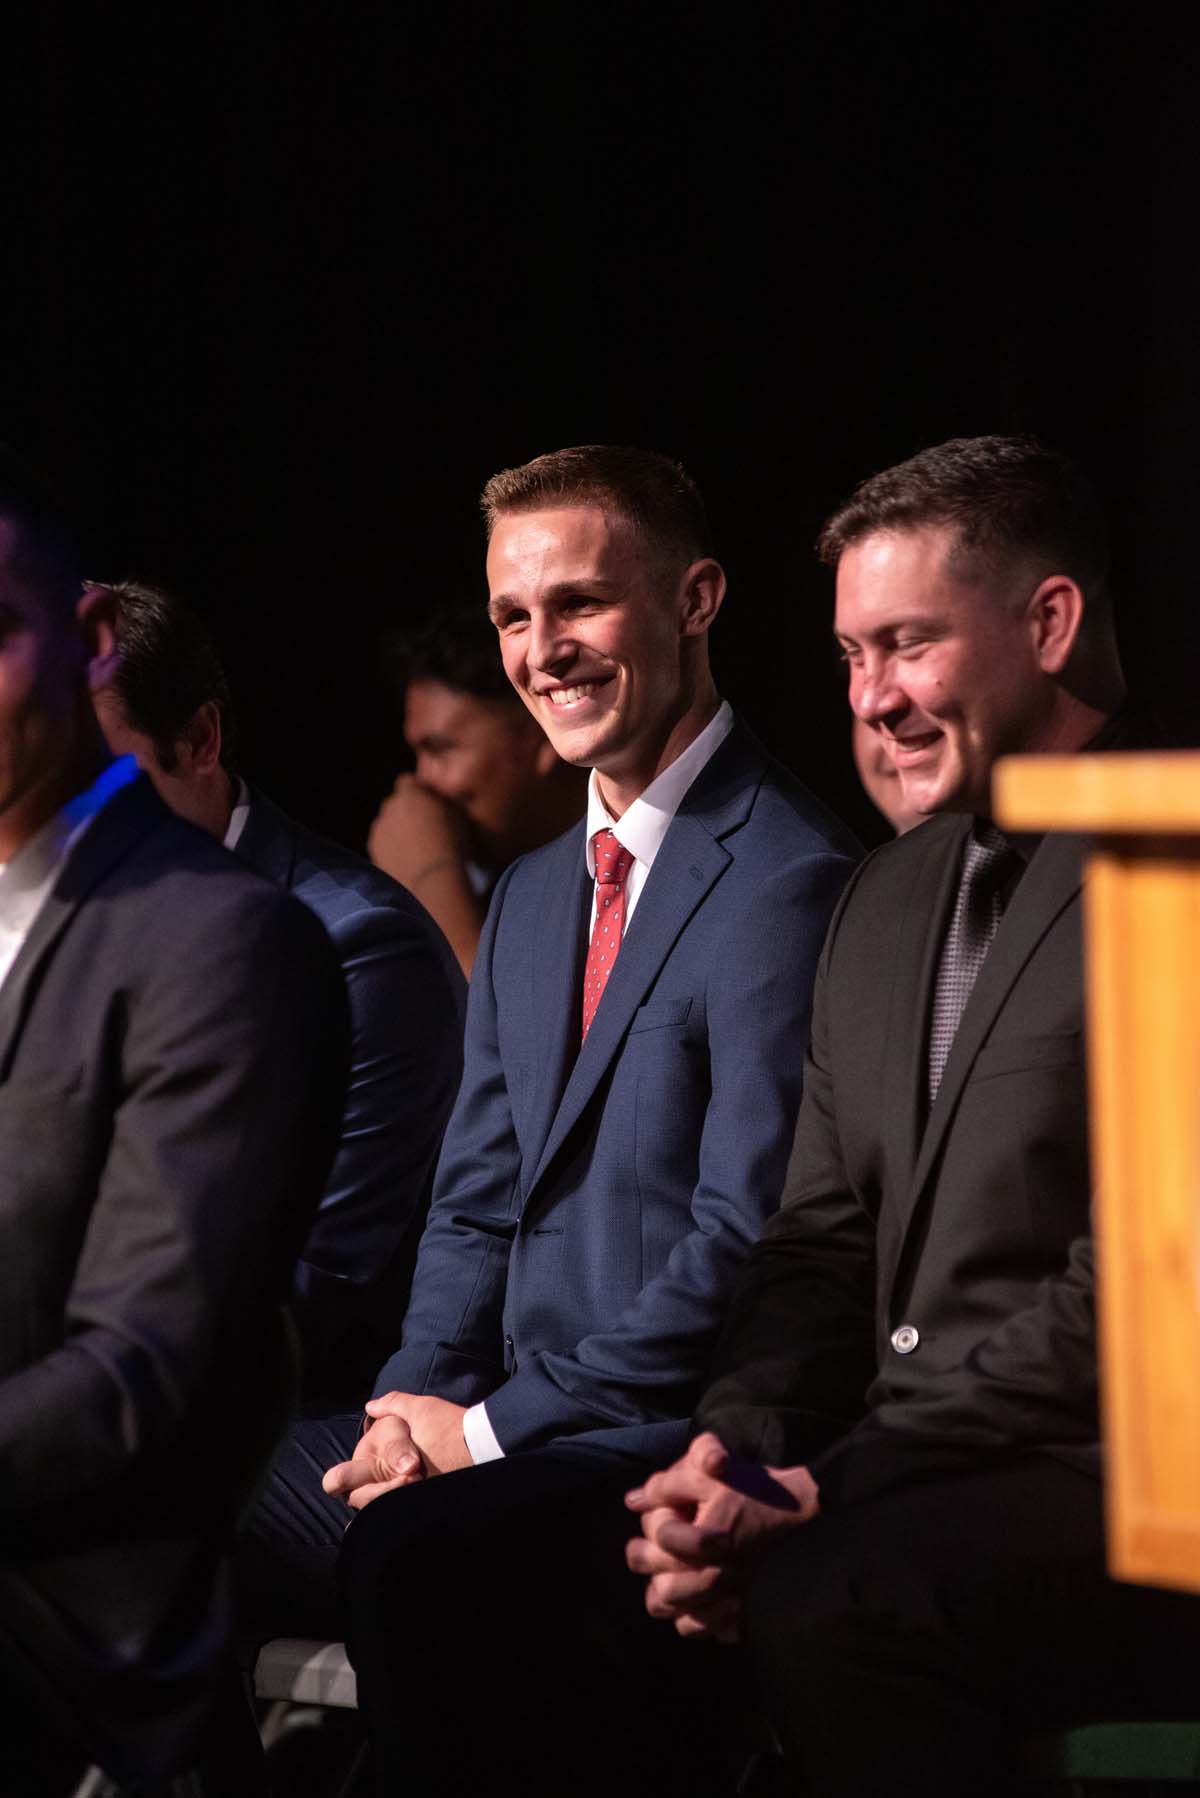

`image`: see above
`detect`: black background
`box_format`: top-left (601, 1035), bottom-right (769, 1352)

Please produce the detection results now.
top-left (3, 3), bottom-right (1192, 847)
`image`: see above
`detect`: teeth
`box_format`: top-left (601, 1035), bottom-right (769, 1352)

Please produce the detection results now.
top-left (547, 685), bottom-right (595, 706)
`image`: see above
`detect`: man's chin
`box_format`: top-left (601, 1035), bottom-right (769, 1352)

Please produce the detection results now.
top-left (545, 727), bottom-right (610, 773)
top-left (897, 774), bottom-right (952, 817)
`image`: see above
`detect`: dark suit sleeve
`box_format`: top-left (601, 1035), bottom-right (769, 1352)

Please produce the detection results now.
top-left (372, 864), bottom-right (522, 1405)
top-left (481, 850), bottom-right (855, 1452)
top-left (290, 901), bottom-right (464, 1371)
top-left (0, 884), bottom-right (347, 1523)
top-left (695, 886), bottom-right (880, 1467)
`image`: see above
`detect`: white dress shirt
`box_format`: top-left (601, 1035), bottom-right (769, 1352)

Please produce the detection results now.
top-left (0, 756), bottom-right (141, 993)
top-left (462, 699), bottom-right (734, 1466)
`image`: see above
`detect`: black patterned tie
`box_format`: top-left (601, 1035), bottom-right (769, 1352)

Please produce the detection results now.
top-left (927, 823), bottom-right (1017, 1102)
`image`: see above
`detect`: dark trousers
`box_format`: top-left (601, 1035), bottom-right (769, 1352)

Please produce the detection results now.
top-left (0, 1686), bottom-right (85, 1798)
top-left (742, 1453), bottom-right (1200, 1798)
top-left (238, 1411), bottom-right (363, 1641)
top-left (338, 1442), bottom-right (754, 1798)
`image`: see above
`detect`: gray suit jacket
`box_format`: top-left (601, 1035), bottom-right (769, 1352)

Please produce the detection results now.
top-left (0, 774), bottom-right (347, 1776)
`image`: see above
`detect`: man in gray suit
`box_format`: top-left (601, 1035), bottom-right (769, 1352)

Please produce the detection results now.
top-left (0, 471), bottom-right (347, 1791)
top-left (628, 435), bottom-right (1200, 1797)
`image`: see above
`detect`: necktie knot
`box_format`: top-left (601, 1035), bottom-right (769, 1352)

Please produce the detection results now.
top-left (593, 829), bottom-right (634, 890)
top-left (961, 821), bottom-right (1012, 885)
top-left (581, 831), bottom-right (636, 1043)
top-left (927, 822), bottom-right (1021, 1102)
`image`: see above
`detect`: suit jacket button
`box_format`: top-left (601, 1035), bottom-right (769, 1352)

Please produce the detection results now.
top-left (890, 1324), bottom-right (920, 1355)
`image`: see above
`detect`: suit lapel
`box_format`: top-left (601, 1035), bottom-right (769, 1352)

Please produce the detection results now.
top-left (879, 816), bottom-right (965, 1204)
top-left (526, 816), bottom-right (730, 1202)
top-left (524, 727), bottom-right (760, 1205)
top-left (515, 826), bottom-right (590, 1179)
top-left (0, 778), bottom-right (164, 1082)
top-left (901, 829), bottom-right (1085, 1230)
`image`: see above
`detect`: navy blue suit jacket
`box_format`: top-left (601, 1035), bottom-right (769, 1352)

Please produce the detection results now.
top-left (375, 719), bottom-right (859, 1466)
top-left (236, 788), bottom-right (466, 1397)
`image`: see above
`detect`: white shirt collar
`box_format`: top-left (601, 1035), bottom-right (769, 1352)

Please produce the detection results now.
top-left (223, 777), bottom-right (252, 852)
top-left (0, 755), bottom-right (141, 951)
top-left (584, 700), bottom-right (734, 878)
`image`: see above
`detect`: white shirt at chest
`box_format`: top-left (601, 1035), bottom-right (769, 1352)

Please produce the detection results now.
top-left (0, 758), bottom-right (141, 992)
top-left (583, 700), bottom-right (734, 935)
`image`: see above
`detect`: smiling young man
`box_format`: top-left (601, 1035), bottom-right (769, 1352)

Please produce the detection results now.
top-left (258, 444), bottom-right (861, 1797)
top-left (627, 436), bottom-right (1200, 1797)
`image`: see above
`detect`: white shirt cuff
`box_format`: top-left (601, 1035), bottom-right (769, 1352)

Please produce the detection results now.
top-left (462, 1401), bottom-right (505, 1464)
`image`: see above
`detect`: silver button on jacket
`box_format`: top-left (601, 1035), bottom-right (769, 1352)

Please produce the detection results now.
top-left (890, 1323), bottom-right (920, 1355)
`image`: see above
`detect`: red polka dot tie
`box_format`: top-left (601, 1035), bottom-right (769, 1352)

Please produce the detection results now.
top-left (581, 828), bottom-right (635, 1043)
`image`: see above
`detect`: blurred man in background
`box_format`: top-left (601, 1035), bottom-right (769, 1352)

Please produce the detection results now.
top-left (93, 580), bottom-right (465, 1402)
top-left (369, 604), bottom-right (585, 973)
top-left (851, 713), bottom-right (924, 834)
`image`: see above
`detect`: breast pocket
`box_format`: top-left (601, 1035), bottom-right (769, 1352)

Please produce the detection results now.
top-left (969, 1030), bottom-right (1082, 1084)
top-left (962, 1032), bottom-right (1089, 1254)
top-left (627, 998), bottom-right (693, 1035)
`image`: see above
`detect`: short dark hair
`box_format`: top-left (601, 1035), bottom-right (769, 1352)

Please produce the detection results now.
top-left (817, 434), bottom-right (1110, 614)
top-left (107, 580), bottom-right (237, 772)
top-left (481, 444), bottom-right (713, 566)
top-left (380, 603), bottom-right (515, 706)
top-left (0, 452), bottom-right (82, 624)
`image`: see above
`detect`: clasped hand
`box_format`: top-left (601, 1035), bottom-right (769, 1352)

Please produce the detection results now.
top-left (624, 1431), bottom-right (819, 1641)
top-left (321, 1391), bottom-right (472, 1511)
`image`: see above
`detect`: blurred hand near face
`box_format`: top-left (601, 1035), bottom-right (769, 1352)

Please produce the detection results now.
top-left (367, 775), bottom-right (484, 978)
top-left (368, 773), bottom-right (469, 889)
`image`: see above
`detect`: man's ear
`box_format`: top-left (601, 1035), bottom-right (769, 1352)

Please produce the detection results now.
top-left (679, 558), bottom-right (727, 639)
top-left (182, 701), bottom-right (224, 776)
top-left (1029, 574), bottom-right (1086, 675)
top-left (77, 584), bottom-right (122, 693)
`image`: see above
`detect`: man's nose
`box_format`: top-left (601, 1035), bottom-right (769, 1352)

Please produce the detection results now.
top-left (527, 613), bottom-right (573, 672)
top-left (852, 659), bottom-right (905, 724)
top-left (415, 752), bottom-right (449, 794)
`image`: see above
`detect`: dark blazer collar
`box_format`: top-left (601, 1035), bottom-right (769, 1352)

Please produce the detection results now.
top-left (230, 784), bottom-right (298, 888)
top-left (878, 814), bottom-right (965, 1207)
top-left (518, 830), bottom-right (593, 1180)
top-left (892, 827), bottom-right (1086, 1280)
top-left (0, 775), bottom-right (167, 1082)
top-left (524, 720), bottom-right (767, 1204)
top-left (884, 709), bottom-right (1167, 1277)
top-left (894, 824), bottom-right (1086, 1255)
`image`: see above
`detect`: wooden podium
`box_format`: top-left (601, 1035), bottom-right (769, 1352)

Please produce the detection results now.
top-left (994, 751), bottom-right (1200, 1595)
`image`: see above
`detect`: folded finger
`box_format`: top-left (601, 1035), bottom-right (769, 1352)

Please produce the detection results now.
top-left (346, 1476), bottom-right (407, 1511)
top-left (676, 1598), bottom-right (741, 1642)
top-left (644, 1565), bottom-right (725, 1618)
top-left (625, 1536), bottom-right (693, 1577)
top-left (657, 1517), bottom-right (733, 1563)
top-left (321, 1460), bottom-right (359, 1495)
